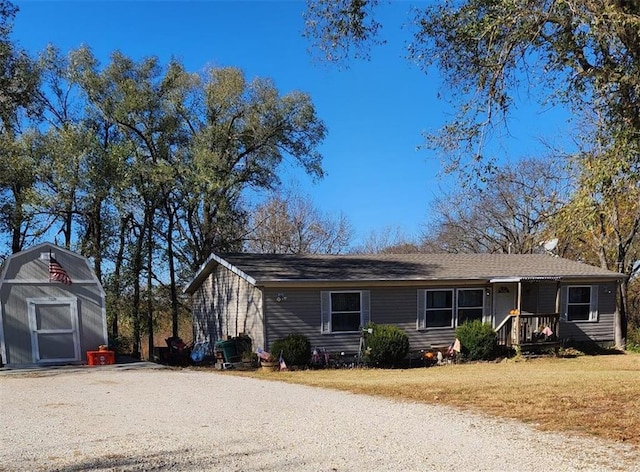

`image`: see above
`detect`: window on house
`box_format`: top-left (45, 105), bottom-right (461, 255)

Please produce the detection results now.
top-left (457, 289), bottom-right (484, 325)
top-left (418, 288), bottom-right (486, 329)
top-left (425, 289), bottom-right (454, 328)
top-left (331, 292), bottom-right (361, 332)
top-left (566, 286), bottom-right (597, 321)
top-left (321, 291), bottom-right (371, 333)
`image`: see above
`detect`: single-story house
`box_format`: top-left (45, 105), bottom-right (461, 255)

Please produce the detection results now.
top-left (0, 243), bottom-right (107, 367)
top-left (184, 252), bottom-right (625, 356)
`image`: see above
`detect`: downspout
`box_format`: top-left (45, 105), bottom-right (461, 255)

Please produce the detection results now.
top-left (517, 281), bottom-right (522, 313)
top-left (555, 280), bottom-right (561, 340)
top-left (516, 281), bottom-right (523, 346)
top-left (615, 278), bottom-right (626, 350)
top-left (261, 287), bottom-right (268, 350)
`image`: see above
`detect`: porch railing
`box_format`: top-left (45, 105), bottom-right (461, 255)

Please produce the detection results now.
top-left (496, 312), bottom-right (560, 348)
top-left (495, 315), bottom-right (514, 347)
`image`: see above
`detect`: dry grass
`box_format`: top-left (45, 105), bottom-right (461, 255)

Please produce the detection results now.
top-left (228, 352), bottom-right (640, 446)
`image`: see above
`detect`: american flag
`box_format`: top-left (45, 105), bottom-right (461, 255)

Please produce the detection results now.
top-left (49, 257), bottom-right (72, 285)
top-left (279, 352), bottom-right (288, 371)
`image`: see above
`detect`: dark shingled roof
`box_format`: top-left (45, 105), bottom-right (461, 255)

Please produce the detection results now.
top-left (185, 253), bottom-right (623, 292)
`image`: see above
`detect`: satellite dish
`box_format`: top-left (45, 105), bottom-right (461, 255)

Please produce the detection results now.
top-left (543, 238), bottom-right (559, 252)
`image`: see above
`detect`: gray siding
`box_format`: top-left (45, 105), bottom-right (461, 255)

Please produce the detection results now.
top-left (2, 284), bottom-right (105, 365)
top-left (1, 244), bottom-right (105, 366)
top-left (5, 248), bottom-right (95, 282)
top-left (264, 281), bottom-right (618, 353)
top-left (521, 281), bottom-right (559, 313)
top-left (559, 282), bottom-right (617, 343)
top-left (192, 264), bottom-right (264, 349)
top-left (192, 264), bottom-right (620, 357)
top-left (264, 286), bottom-right (460, 354)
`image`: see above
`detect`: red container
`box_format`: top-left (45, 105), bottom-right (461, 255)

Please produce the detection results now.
top-left (87, 350), bottom-right (115, 366)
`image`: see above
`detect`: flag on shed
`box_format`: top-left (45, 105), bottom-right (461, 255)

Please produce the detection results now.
top-left (49, 257), bottom-right (72, 285)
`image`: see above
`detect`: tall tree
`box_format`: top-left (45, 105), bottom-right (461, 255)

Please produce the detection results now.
top-left (0, 0), bottom-right (39, 134)
top-left (177, 66), bottom-right (328, 267)
top-left (73, 49), bottom-right (185, 356)
top-left (421, 157), bottom-right (571, 254)
top-left (246, 189), bottom-right (352, 254)
top-left (552, 136), bottom-right (640, 348)
top-left (305, 1), bottom-right (640, 177)
top-left (0, 0), bottom-right (41, 255)
top-left (0, 130), bottom-right (47, 254)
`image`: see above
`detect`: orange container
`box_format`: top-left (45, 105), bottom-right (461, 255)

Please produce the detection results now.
top-left (87, 350), bottom-right (115, 366)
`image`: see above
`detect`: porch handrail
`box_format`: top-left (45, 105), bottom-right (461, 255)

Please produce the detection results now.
top-left (495, 315), bottom-right (514, 347)
top-left (495, 312), bottom-right (560, 347)
top-left (513, 312), bottom-right (560, 346)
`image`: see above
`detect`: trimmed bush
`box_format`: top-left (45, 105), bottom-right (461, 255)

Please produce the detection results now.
top-left (455, 320), bottom-right (498, 361)
top-left (270, 333), bottom-right (311, 366)
top-left (364, 323), bottom-right (410, 367)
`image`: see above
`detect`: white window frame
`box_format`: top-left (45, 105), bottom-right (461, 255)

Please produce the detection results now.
top-left (417, 288), bottom-right (487, 330)
top-left (456, 288), bottom-right (485, 325)
top-left (321, 290), bottom-right (370, 334)
top-left (564, 285), bottom-right (598, 322)
top-left (418, 288), bottom-right (455, 330)
top-left (27, 297), bottom-right (80, 363)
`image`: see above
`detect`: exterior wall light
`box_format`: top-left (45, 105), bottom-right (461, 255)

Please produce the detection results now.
top-left (276, 293), bottom-right (287, 302)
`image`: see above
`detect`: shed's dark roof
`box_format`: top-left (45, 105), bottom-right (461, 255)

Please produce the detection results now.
top-left (185, 252), bottom-right (623, 293)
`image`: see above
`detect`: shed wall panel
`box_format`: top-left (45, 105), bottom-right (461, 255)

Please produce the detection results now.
top-left (2, 283), bottom-right (104, 364)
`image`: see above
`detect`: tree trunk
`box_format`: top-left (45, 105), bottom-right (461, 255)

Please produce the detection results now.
top-left (11, 184), bottom-right (24, 253)
top-left (615, 278), bottom-right (628, 350)
top-left (131, 221), bottom-right (145, 359)
top-left (166, 202), bottom-right (179, 338)
top-left (146, 210), bottom-right (155, 361)
top-left (110, 214), bottom-right (131, 339)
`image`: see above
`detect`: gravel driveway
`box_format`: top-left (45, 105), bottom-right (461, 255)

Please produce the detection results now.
top-left (1, 363), bottom-right (638, 472)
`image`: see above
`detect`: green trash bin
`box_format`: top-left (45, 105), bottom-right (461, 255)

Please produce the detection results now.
top-left (215, 339), bottom-right (238, 363)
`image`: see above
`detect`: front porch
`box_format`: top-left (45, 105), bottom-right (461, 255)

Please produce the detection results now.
top-left (496, 312), bottom-right (561, 353)
top-left (491, 277), bottom-right (562, 353)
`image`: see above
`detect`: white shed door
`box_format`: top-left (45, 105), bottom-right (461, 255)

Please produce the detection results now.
top-left (28, 298), bottom-right (80, 363)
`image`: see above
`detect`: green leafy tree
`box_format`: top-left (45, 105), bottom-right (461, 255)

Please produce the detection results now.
top-left (176, 66), bottom-right (328, 267)
top-left (0, 130), bottom-right (47, 254)
top-left (68, 50), bottom-right (328, 357)
top-left (72, 48), bottom-right (187, 356)
top-left (0, 1), bottom-right (41, 255)
top-left (0, 1), bottom-right (39, 134)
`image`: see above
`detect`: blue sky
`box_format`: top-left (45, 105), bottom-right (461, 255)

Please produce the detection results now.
top-left (12, 1), bottom-right (571, 247)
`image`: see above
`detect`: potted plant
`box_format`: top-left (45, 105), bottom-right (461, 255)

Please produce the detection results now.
top-left (260, 353), bottom-right (278, 371)
top-left (241, 350), bottom-right (257, 369)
